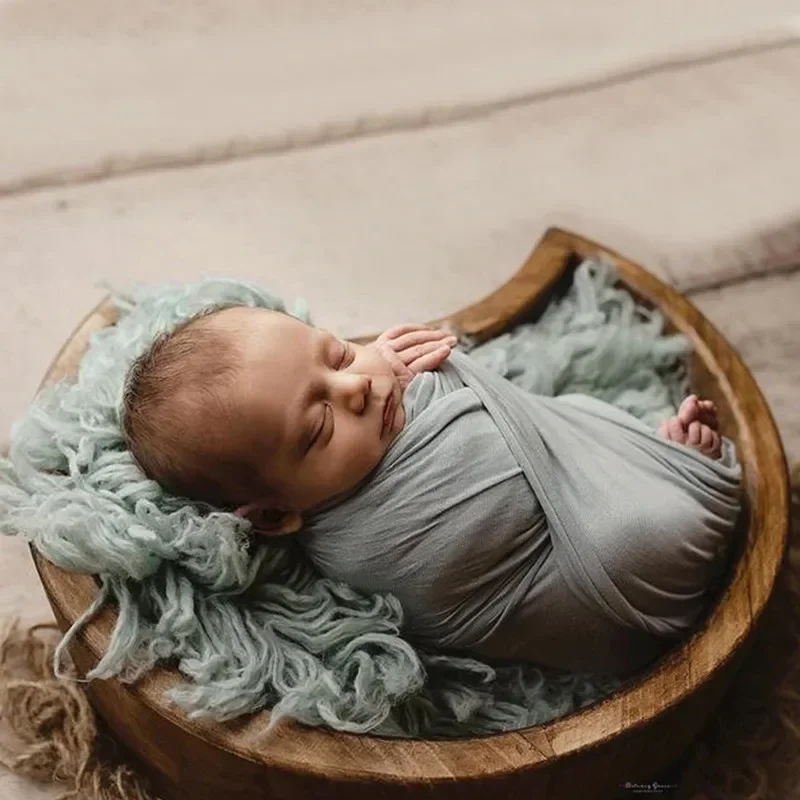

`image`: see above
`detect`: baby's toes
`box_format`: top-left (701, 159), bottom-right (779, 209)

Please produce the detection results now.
top-left (667, 417), bottom-right (687, 443)
top-left (700, 426), bottom-right (721, 458)
top-left (687, 420), bottom-right (702, 445)
top-left (698, 399), bottom-right (719, 431)
top-left (678, 395), bottom-right (699, 428)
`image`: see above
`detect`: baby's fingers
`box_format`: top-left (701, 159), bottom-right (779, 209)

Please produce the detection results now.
top-left (399, 340), bottom-right (450, 366)
top-left (407, 345), bottom-right (452, 373)
top-left (379, 323), bottom-right (436, 342)
top-left (389, 329), bottom-right (457, 353)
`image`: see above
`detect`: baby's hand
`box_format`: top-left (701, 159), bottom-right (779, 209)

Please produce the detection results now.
top-left (368, 323), bottom-right (458, 391)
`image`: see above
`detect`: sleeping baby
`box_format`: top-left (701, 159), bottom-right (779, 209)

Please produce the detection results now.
top-left (121, 304), bottom-right (742, 678)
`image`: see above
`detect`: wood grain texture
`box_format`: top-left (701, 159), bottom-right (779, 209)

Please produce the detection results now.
top-left (27, 228), bottom-right (790, 799)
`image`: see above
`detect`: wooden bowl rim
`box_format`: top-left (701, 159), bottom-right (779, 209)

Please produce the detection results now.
top-left (29, 227), bottom-right (790, 783)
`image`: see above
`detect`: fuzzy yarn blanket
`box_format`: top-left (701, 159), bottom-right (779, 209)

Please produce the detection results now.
top-left (0, 259), bottom-right (714, 737)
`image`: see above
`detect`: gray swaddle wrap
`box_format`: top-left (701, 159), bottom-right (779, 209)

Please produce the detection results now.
top-left (297, 348), bottom-right (742, 676)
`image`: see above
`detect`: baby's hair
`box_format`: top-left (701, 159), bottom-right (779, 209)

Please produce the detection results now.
top-left (121, 303), bottom-right (274, 510)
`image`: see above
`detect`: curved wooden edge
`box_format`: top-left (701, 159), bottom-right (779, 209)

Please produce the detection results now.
top-left (532, 227), bottom-right (791, 752)
top-left (28, 227), bottom-right (790, 784)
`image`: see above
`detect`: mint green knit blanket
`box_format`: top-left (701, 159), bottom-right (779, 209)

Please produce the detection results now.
top-left (0, 258), bottom-right (694, 738)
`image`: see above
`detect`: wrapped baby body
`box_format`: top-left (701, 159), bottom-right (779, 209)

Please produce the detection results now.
top-left (297, 349), bottom-right (742, 677)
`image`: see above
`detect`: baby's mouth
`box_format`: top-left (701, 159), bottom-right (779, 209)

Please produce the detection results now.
top-left (381, 391), bottom-right (396, 435)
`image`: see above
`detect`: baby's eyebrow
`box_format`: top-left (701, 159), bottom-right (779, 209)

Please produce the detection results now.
top-left (292, 332), bottom-right (339, 458)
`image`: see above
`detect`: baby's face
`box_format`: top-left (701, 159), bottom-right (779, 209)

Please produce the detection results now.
top-left (213, 306), bottom-right (406, 514)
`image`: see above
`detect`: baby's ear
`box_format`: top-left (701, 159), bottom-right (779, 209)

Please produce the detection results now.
top-left (233, 501), bottom-right (303, 536)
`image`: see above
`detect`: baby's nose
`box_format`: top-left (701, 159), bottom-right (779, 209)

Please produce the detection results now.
top-left (338, 373), bottom-right (372, 410)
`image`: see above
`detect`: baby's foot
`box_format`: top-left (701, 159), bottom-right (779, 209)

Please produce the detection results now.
top-left (656, 394), bottom-right (722, 460)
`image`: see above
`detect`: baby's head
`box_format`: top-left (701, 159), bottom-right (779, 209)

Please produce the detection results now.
top-left (121, 304), bottom-right (406, 536)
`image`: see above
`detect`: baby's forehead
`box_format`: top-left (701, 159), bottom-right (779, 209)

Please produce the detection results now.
top-left (213, 305), bottom-right (311, 338)
top-left (214, 308), bottom-right (316, 446)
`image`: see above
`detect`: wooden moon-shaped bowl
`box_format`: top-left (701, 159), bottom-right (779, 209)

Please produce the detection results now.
top-left (29, 228), bottom-right (790, 799)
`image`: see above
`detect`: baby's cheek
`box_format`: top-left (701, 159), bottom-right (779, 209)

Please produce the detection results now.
top-left (372, 344), bottom-right (397, 375)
